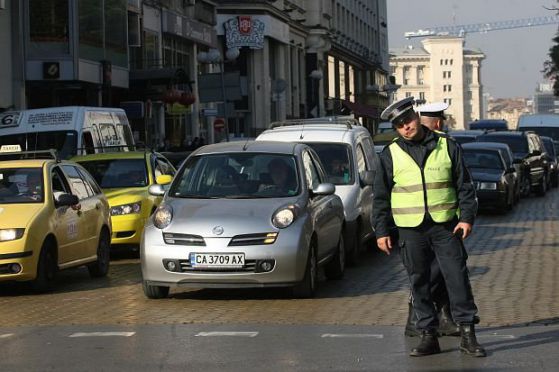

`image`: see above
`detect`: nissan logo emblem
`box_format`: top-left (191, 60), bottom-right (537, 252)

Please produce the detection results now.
top-left (212, 226), bottom-right (224, 235)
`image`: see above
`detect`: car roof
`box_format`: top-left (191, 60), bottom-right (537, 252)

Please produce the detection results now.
top-left (461, 144), bottom-right (501, 153)
top-left (0, 158), bottom-right (53, 168)
top-left (72, 151), bottom-right (149, 162)
top-left (479, 131), bottom-right (523, 137)
top-left (258, 123), bottom-right (370, 144)
top-left (192, 140), bottom-right (302, 156)
top-left (462, 142), bottom-right (511, 151)
top-left (449, 130), bottom-right (486, 136)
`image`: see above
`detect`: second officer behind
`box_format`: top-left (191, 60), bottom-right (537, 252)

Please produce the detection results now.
top-left (372, 97), bottom-right (486, 357)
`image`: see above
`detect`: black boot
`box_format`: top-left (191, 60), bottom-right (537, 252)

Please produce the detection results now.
top-left (410, 330), bottom-right (441, 357)
top-left (437, 303), bottom-right (460, 337)
top-left (404, 302), bottom-right (420, 337)
top-left (459, 324), bottom-right (486, 357)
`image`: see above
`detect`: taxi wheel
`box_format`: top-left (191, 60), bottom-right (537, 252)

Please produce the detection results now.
top-left (88, 229), bottom-right (110, 278)
top-left (142, 281), bottom-right (170, 299)
top-left (325, 231), bottom-right (345, 280)
top-left (31, 242), bottom-right (57, 293)
top-left (292, 241), bottom-right (318, 298)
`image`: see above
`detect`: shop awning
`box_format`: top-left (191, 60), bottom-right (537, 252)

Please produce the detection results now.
top-left (342, 100), bottom-right (379, 118)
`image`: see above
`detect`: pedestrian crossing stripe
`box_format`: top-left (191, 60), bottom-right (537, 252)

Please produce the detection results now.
top-left (69, 332), bottom-right (136, 337)
top-left (195, 331), bottom-right (259, 337)
top-left (321, 333), bottom-right (384, 338)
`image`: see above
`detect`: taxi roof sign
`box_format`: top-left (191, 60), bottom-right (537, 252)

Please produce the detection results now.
top-left (0, 144), bottom-right (22, 153)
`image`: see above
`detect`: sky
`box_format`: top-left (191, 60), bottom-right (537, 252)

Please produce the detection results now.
top-left (387, 0), bottom-right (559, 99)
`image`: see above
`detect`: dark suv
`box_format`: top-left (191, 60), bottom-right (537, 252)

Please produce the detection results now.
top-left (476, 131), bottom-right (547, 196)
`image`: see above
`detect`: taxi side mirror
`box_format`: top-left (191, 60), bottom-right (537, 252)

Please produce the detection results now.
top-left (55, 193), bottom-right (79, 207)
top-left (156, 174), bottom-right (173, 185)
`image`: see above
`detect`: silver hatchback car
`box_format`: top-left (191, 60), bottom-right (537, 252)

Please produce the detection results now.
top-left (141, 141), bottom-right (345, 299)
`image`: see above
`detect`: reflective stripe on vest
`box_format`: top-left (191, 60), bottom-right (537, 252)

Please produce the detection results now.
top-left (389, 137), bottom-right (457, 227)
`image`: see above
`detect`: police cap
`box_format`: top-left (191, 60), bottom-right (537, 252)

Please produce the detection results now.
top-left (380, 97), bottom-right (417, 126)
top-left (417, 102), bottom-right (448, 120)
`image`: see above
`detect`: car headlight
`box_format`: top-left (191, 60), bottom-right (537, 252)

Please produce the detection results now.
top-left (110, 202), bottom-right (142, 216)
top-left (0, 228), bottom-right (25, 242)
top-left (272, 205), bottom-right (298, 229)
top-left (479, 182), bottom-right (497, 190)
top-left (551, 163), bottom-right (556, 170)
top-left (153, 205), bottom-right (173, 229)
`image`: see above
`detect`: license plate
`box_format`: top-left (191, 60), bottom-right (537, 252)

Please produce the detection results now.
top-left (190, 253), bottom-right (245, 268)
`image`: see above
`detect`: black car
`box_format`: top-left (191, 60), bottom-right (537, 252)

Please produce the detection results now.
top-left (476, 131), bottom-right (547, 197)
top-left (541, 136), bottom-right (559, 188)
top-left (468, 119), bottom-right (508, 131)
top-left (462, 144), bottom-right (516, 212)
top-left (448, 130), bottom-right (487, 145)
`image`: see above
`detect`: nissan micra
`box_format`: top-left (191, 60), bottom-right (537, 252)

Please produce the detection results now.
top-left (0, 149), bottom-right (111, 291)
top-left (141, 141), bottom-right (345, 299)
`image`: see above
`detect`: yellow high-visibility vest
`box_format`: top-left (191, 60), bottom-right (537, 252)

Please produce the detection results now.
top-left (389, 137), bottom-right (457, 227)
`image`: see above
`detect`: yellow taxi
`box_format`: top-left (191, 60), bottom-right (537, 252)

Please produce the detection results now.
top-left (72, 151), bottom-right (176, 248)
top-left (0, 149), bottom-right (112, 291)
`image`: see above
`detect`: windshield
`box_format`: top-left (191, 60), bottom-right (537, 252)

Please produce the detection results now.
top-left (0, 131), bottom-right (78, 159)
top-left (305, 143), bottom-right (353, 185)
top-left (463, 150), bottom-right (504, 170)
top-left (518, 127), bottom-right (559, 142)
top-left (78, 159), bottom-right (148, 188)
top-left (477, 136), bottom-right (528, 156)
top-left (169, 153), bottom-right (300, 199)
top-left (0, 167), bottom-right (44, 204)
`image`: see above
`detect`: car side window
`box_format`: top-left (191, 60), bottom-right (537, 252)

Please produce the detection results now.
top-left (61, 165), bottom-right (91, 200)
top-left (302, 151), bottom-right (321, 190)
top-left (51, 167), bottom-right (70, 195)
top-left (156, 156), bottom-right (176, 176)
top-left (77, 167), bottom-right (102, 195)
top-left (356, 144), bottom-right (367, 173)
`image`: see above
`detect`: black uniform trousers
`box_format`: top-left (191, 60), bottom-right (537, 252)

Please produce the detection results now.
top-left (398, 217), bottom-right (478, 331)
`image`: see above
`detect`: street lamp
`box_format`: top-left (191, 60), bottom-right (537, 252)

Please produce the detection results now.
top-left (197, 47), bottom-right (240, 141)
top-left (309, 69), bottom-right (323, 117)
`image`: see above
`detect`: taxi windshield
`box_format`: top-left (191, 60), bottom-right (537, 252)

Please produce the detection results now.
top-left (78, 159), bottom-right (148, 188)
top-left (0, 167), bottom-right (44, 204)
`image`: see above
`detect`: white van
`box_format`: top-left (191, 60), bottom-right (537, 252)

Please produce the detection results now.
top-left (517, 114), bottom-right (559, 145)
top-left (0, 106), bottom-right (135, 159)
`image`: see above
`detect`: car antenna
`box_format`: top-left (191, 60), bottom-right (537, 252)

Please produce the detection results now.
top-left (242, 137), bottom-right (250, 151)
top-left (299, 124), bottom-right (305, 140)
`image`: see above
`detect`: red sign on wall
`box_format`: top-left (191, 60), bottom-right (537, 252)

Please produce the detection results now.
top-left (238, 16), bottom-right (252, 35)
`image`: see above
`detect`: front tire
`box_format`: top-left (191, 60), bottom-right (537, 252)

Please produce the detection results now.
top-left (325, 232), bottom-right (345, 280)
top-left (88, 229), bottom-right (111, 278)
top-left (293, 242), bottom-right (318, 298)
top-left (142, 280), bottom-right (170, 299)
top-left (31, 241), bottom-right (57, 293)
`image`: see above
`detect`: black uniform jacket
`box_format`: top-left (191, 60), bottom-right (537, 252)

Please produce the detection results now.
top-left (372, 127), bottom-right (477, 238)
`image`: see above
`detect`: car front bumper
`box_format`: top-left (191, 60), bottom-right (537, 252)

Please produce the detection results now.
top-left (110, 214), bottom-right (147, 246)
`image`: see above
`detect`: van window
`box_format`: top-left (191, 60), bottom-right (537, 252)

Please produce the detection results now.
top-left (0, 131), bottom-right (78, 159)
top-left (82, 131), bottom-right (95, 154)
top-left (99, 123), bottom-right (120, 148)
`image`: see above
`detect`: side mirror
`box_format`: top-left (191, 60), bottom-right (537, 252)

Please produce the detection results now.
top-left (55, 193), bottom-right (79, 207)
top-left (359, 170), bottom-right (375, 186)
top-left (148, 184), bottom-right (166, 196)
top-left (156, 174), bottom-right (173, 185)
top-left (312, 183), bottom-right (335, 196)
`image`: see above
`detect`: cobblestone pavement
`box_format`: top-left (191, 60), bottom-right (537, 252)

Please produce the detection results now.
top-left (1, 189), bottom-right (558, 328)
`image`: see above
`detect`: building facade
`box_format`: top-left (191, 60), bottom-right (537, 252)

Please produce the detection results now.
top-left (533, 82), bottom-right (558, 114)
top-left (390, 37), bottom-right (485, 129)
top-left (486, 97), bottom-right (531, 129)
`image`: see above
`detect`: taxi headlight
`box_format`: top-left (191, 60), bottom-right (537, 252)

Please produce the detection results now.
top-left (479, 182), bottom-right (497, 190)
top-left (0, 228), bottom-right (25, 242)
top-left (272, 206), bottom-right (297, 229)
top-left (111, 202), bottom-right (142, 216)
top-left (153, 205), bottom-right (173, 229)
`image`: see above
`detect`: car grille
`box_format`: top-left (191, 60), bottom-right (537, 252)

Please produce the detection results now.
top-left (228, 232), bottom-right (278, 246)
top-left (177, 259), bottom-right (257, 273)
top-left (163, 233), bottom-right (206, 246)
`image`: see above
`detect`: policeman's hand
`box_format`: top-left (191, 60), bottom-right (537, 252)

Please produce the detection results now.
top-left (377, 236), bottom-right (392, 255)
top-left (453, 222), bottom-right (472, 240)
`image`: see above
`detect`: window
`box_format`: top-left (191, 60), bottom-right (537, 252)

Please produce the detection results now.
top-left (82, 131), bottom-right (95, 154)
top-left (417, 66), bottom-right (424, 85)
top-left (51, 167), bottom-right (70, 195)
top-left (440, 59), bottom-right (443, 65)
top-left (356, 144), bottom-right (367, 173)
top-left (419, 92), bottom-right (425, 100)
top-left (450, 59), bottom-right (453, 65)
top-left (302, 152), bottom-right (321, 190)
top-left (78, 168), bottom-right (103, 195)
top-left (153, 156), bottom-right (175, 178)
top-left (61, 165), bottom-right (90, 200)
top-left (448, 71), bottom-right (452, 78)
top-left (403, 66), bottom-right (410, 85)
top-left (29, 0), bottom-right (70, 54)
top-left (405, 92), bottom-right (412, 98)
top-left (445, 59), bottom-right (448, 65)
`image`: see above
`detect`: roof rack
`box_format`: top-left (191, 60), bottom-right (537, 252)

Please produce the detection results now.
top-left (0, 149), bottom-right (59, 162)
top-left (270, 116), bottom-right (362, 129)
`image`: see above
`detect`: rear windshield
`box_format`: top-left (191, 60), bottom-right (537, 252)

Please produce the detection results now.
top-left (477, 136), bottom-right (527, 154)
top-left (463, 150), bottom-right (504, 170)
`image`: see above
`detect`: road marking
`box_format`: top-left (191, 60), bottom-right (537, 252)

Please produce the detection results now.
top-left (69, 332), bottom-right (136, 338)
top-left (0, 333), bottom-right (14, 339)
top-left (321, 333), bottom-right (384, 339)
top-left (478, 334), bottom-right (515, 339)
top-left (195, 332), bottom-right (259, 337)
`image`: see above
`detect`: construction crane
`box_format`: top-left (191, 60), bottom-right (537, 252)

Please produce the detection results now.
top-left (405, 15), bottom-right (559, 39)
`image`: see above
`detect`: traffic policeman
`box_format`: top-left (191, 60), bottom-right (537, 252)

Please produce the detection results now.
top-left (373, 97), bottom-right (486, 357)
top-left (400, 102), bottom-right (462, 338)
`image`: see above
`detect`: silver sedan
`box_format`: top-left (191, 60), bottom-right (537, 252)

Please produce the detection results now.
top-left (141, 141), bottom-right (345, 298)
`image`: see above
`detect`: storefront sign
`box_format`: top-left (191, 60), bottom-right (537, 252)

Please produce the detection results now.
top-left (162, 10), bottom-right (218, 47)
top-left (224, 16), bottom-right (265, 49)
